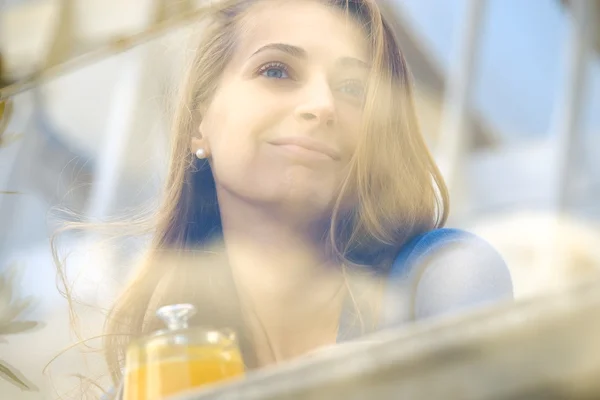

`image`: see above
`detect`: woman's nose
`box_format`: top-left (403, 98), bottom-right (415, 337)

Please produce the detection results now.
top-left (294, 78), bottom-right (337, 128)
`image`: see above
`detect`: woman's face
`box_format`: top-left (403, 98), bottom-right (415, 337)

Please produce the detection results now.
top-left (197, 0), bottom-right (370, 219)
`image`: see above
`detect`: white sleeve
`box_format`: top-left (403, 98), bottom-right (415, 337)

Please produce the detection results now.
top-left (412, 235), bottom-right (513, 320)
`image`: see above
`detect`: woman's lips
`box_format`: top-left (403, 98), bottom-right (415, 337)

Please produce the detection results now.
top-left (267, 136), bottom-right (340, 161)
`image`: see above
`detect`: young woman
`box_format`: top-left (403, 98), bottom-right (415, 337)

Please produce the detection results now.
top-left (99, 0), bottom-right (513, 389)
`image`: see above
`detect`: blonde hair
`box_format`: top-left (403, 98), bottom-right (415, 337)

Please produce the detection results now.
top-left (55, 0), bottom-right (449, 386)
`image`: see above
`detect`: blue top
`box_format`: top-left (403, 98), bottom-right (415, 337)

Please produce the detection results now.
top-left (338, 228), bottom-right (514, 341)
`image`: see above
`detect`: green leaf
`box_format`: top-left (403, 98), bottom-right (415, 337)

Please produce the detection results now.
top-left (0, 359), bottom-right (38, 391)
top-left (0, 133), bottom-right (23, 148)
top-left (0, 99), bottom-right (15, 148)
top-left (0, 270), bottom-right (14, 308)
top-left (0, 321), bottom-right (40, 335)
top-left (0, 298), bottom-right (33, 328)
top-left (0, 268), bottom-right (36, 327)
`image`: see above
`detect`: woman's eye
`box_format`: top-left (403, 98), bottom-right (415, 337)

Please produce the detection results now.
top-left (338, 80), bottom-right (365, 99)
top-left (258, 62), bottom-right (291, 79)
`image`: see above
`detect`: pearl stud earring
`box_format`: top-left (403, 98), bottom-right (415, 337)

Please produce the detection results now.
top-left (195, 148), bottom-right (206, 159)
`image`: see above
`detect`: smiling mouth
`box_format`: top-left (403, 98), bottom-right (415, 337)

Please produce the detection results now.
top-left (267, 136), bottom-right (340, 160)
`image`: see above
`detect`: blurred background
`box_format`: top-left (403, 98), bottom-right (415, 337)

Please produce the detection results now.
top-left (1, 0), bottom-right (599, 398)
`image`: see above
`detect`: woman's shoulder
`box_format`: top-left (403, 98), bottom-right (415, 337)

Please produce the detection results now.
top-left (389, 228), bottom-right (510, 278)
top-left (380, 228), bottom-right (513, 326)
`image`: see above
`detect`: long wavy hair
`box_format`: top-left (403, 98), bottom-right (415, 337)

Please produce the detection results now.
top-left (54, 0), bottom-right (449, 386)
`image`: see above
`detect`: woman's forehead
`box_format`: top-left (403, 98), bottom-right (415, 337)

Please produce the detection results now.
top-left (233, 1), bottom-right (370, 63)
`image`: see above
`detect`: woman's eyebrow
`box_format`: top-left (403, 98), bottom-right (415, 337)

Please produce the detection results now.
top-left (336, 57), bottom-right (371, 70)
top-left (249, 43), bottom-right (370, 70)
top-left (250, 43), bottom-right (307, 59)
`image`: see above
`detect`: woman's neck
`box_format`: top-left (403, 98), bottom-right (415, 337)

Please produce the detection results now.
top-left (217, 195), bottom-right (346, 365)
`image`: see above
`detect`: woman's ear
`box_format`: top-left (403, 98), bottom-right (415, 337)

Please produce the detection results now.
top-left (191, 133), bottom-right (211, 159)
top-left (194, 102), bottom-right (214, 158)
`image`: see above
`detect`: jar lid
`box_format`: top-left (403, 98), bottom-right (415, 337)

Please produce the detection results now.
top-left (156, 303), bottom-right (196, 331)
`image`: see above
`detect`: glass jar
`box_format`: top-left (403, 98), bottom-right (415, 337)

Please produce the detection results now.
top-left (123, 304), bottom-right (245, 400)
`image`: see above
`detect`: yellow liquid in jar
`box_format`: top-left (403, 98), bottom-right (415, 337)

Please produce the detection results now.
top-left (124, 345), bottom-right (244, 400)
